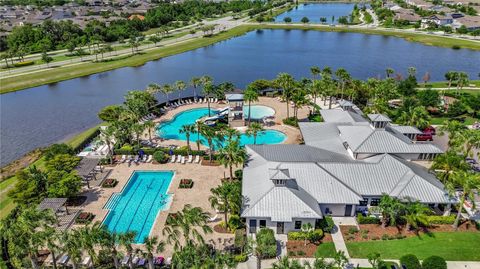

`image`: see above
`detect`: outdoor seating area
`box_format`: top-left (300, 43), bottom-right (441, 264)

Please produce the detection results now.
top-left (169, 154), bottom-right (201, 164)
top-left (38, 198), bottom-right (80, 232)
top-left (162, 97), bottom-right (221, 111)
top-left (119, 154), bottom-right (153, 165)
top-left (75, 158), bottom-right (110, 188)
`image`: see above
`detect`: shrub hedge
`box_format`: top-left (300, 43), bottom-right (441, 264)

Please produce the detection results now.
top-left (317, 216), bottom-right (335, 233)
top-left (282, 117), bottom-right (299, 127)
top-left (153, 151), bottom-right (169, 163)
top-left (422, 256), bottom-right (447, 269)
top-left (13, 60), bottom-right (35, 67)
top-left (357, 215), bottom-right (381, 224)
top-left (426, 215), bottom-right (455, 224)
top-left (399, 254), bottom-right (421, 269)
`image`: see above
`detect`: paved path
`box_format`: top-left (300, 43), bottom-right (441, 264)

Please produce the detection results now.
top-left (330, 217), bottom-right (352, 258)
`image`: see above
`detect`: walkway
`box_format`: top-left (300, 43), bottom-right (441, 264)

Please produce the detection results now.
top-left (330, 217), bottom-right (357, 259)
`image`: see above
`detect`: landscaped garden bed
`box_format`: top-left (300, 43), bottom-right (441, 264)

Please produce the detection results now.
top-left (66, 195), bottom-right (87, 206)
top-left (179, 178), bottom-right (194, 188)
top-left (102, 178), bottom-right (118, 188)
top-left (75, 212), bottom-right (95, 224)
top-left (286, 233), bottom-right (333, 258)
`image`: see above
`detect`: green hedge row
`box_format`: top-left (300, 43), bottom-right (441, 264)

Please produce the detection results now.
top-left (13, 61), bottom-right (35, 67)
top-left (426, 215), bottom-right (455, 224)
top-left (357, 215), bottom-right (381, 224)
top-left (287, 229), bottom-right (324, 242)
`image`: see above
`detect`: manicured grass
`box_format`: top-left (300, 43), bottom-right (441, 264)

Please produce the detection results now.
top-left (430, 116), bottom-right (477, 125)
top-left (425, 80), bottom-right (480, 88)
top-left (314, 242), bottom-right (337, 258)
top-left (66, 124), bottom-right (102, 150)
top-left (346, 232), bottom-right (480, 261)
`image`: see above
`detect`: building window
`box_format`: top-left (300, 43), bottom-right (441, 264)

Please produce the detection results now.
top-left (359, 198), bottom-right (368, 206)
top-left (294, 221), bottom-right (302, 229)
top-left (342, 142), bottom-right (349, 150)
top-left (259, 220), bottom-right (266, 228)
top-left (275, 179), bottom-right (286, 186)
top-left (249, 219), bottom-right (257, 234)
top-left (370, 198), bottom-right (380, 206)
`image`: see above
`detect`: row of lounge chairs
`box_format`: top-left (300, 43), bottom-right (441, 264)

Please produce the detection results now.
top-left (119, 155), bottom-right (153, 164)
top-left (170, 154), bottom-right (201, 164)
top-left (167, 97), bottom-right (220, 109)
top-left (121, 255), bottom-right (170, 267)
top-left (140, 113), bottom-right (156, 123)
top-left (47, 253), bottom-right (92, 268)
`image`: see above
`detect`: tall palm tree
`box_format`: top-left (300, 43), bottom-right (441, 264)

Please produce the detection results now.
top-left (162, 204), bottom-right (213, 251)
top-left (385, 68), bottom-right (395, 78)
top-left (175, 80), bottom-right (187, 101)
top-left (143, 120), bottom-right (156, 143)
top-left (333, 251), bottom-right (349, 269)
top-left (195, 121), bottom-right (204, 151)
top-left (459, 129), bottom-right (480, 158)
top-left (100, 126), bottom-right (115, 164)
top-left (444, 71), bottom-right (458, 90)
top-left (378, 194), bottom-right (404, 228)
top-left (98, 228), bottom-right (121, 269)
top-left (201, 126), bottom-right (217, 163)
top-left (161, 84), bottom-right (173, 105)
top-left (190, 76), bottom-right (202, 101)
top-left (335, 68), bottom-right (351, 100)
top-left (203, 82), bottom-right (216, 117)
top-left (143, 236), bottom-right (165, 269)
top-left (118, 231), bottom-right (137, 269)
top-left (180, 124), bottom-right (196, 155)
top-left (275, 73), bottom-right (295, 118)
top-left (217, 140), bottom-right (247, 180)
top-left (246, 123), bottom-right (264, 145)
top-left (402, 199), bottom-right (431, 231)
top-left (76, 221), bottom-right (104, 268)
top-left (244, 85), bottom-right (259, 126)
top-left (146, 83), bottom-right (161, 95)
top-left (291, 87), bottom-right (308, 119)
top-left (439, 120), bottom-right (467, 148)
top-left (62, 230), bottom-right (82, 269)
top-left (310, 66), bottom-right (321, 80)
top-left (446, 171), bottom-right (480, 229)
top-left (455, 72), bottom-right (469, 94)
top-left (42, 226), bottom-right (60, 269)
top-left (131, 122), bottom-right (146, 148)
top-left (431, 150), bottom-right (469, 183)
top-left (397, 106), bottom-right (431, 130)
top-left (209, 180), bottom-right (242, 228)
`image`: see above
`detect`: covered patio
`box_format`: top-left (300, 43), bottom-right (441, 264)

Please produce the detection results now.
top-left (38, 198), bottom-right (80, 232)
top-left (75, 158), bottom-right (110, 188)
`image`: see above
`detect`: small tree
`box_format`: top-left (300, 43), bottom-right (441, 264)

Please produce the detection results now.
top-left (283, 17), bottom-right (292, 23)
top-left (400, 254), bottom-right (421, 269)
top-left (422, 256), bottom-right (447, 269)
top-left (41, 52), bottom-right (53, 67)
top-left (367, 252), bottom-right (386, 269)
top-left (301, 16), bottom-right (310, 23)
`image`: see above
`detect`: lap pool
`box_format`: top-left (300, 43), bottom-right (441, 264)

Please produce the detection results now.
top-left (103, 171), bottom-right (173, 243)
top-left (157, 108), bottom-right (286, 147)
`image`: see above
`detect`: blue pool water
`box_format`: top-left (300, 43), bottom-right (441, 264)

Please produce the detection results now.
top-left (103, 171), bottom-right (173, 243)
top-left (275, 3), bottom-right (356, 24)
top-left (243, 105), bottom-right (275, 120)
top-left (157, 108), bottom-right (286, 147)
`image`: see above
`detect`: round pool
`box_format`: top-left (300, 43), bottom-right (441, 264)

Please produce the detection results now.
top-left (243, 105), bottom-right (275, 120)
top-left (157, 108), bottom-right (286, 147)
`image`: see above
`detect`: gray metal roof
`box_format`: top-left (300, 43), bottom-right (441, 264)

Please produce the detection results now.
top-left (248, 144), bottom-right (352, 163)
top-left (338, 126), bottom-right (443, 154)
top-left (225, 93), bottom-right (244, 101)
top-left (368, 114), bottom-right (392, 122)
top-left (75, 158), bottom-right (100, 178)
top-left (388, 125), bottom-right (423, 134)
top-left (320, 109), bottom-right (368, 123)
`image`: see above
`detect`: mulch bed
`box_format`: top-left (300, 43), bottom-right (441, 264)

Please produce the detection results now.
top-left (341, 221), bottom-right (479, 243)
top-left (213, 224), bottom-right (232, 234)
top-left (66, 196), bottom-right (87, 206)
top-left (201, 159), bottom-right (220, 166)
top-left (286, 233), bottom-right (333, 258)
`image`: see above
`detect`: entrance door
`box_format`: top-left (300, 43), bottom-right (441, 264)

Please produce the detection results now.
top-left (276, 222), bottom-right (284, 234)
top-left (344, 205), bottom-right (353, 216)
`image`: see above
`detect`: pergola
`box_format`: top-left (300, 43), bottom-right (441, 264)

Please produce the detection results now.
top-left (38, 198), bottom-right (68, 214)
top-left (75, 158), bottom-right (101, 188)
top-left (38, 198), bottom-right (78, 231)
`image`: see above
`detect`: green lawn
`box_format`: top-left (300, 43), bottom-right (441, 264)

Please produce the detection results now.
top-left (425, 80), bottom-right (480, 89)
top-left (346, 232), bottom-right (480, 261)
top-left (315, 242), bottom-right (337, 258)
top-left (430, 116), bottom-right (477, 125)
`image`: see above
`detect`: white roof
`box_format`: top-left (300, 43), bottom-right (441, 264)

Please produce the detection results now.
top-left (320, 109), bottom-right (367, 123)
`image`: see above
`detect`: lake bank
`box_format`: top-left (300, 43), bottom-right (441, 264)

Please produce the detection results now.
top-left (1, 23), bottom-right (479, 94)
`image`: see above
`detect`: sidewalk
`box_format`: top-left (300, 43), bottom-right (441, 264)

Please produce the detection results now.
top-left (330, 217), bottom-right (351, 259)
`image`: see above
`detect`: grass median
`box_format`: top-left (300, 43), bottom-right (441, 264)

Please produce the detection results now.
top-left (2, 23), bottom-right (479, 94)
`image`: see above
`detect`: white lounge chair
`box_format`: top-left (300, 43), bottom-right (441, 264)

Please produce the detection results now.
top-left (134, 156), bottom-right (140, 164)
top-left (208, 214), bottom-right (219, 222)
top-left (58, 254), bottom-right (69, 265)
top-left (120, 155), bottom-right (126, 163)
top-left (132, 256), bottom-right (139, 265)
top-left (199, 98), bottom-right (203, 103)
top-left (146, 155), bottom-right (153, 163)
top-left (187, 155), bottom-right (193, 163)
top-left (214, 98), bottom-right (218, 103)
top-left (142, 155), bottom-right (147, 162)
top-left (127, 155), bottom-right (133, 164)
top-left (194, 155), bottom-right (200, 163)
top-left (170, 155), bottom-right (176, 163)
top-left (121, 256), bottom-right (129, 266)
top-left (181, 156), bottom-right (186, 164)
top-left (82, 257), bottom-right (92, 267)
top-left (176, 155), bottom-right (182, 163)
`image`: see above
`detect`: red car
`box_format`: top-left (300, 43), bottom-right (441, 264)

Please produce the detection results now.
top-left (416, 133), bottom-right (433, 141)
top-left (423, 126), bottom-right (436, 135)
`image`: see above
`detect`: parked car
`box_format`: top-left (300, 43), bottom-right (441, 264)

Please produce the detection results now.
top-left (423, 126), bottom-right (436, 135)
top-left (416, 133), bottom-right (433, 141)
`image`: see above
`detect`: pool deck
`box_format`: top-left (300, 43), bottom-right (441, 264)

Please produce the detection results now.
top-left (73, 97), bottom-right (311, 257)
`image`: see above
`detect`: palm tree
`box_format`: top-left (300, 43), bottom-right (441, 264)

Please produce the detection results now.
top-left (310, 66), bottom-right (321, 80)
top-left (218, 140), bottom-right (247, 180)
top-left (246, 122), bottom-right (264, 145)
top-left (203, 82), bottom-right (216, 117)
top-left (444, 71), bottom-right (458, 91)
top-left (62, 230), bottom-right (82, 269)
top-left (119, 231), bottom-right (137, 269)
top-left (223, 127), bottom-right (240, 143)
top-left (180, 124), bottom-right (196, 155)
top-left (195, 121), bottom-right (204, 151)
top-left (161, 84), bottom-right (173, 105)
top-left (146, 83), bottom-right (161, 95)
top-left (201, 126), bottom-right (217, 163)
top-left (143, 236), bottom-right (165, 269)
top-left (209, 180), bottom-right (242, 228)
top-left (402, 199), bottom-right (431, 231)
top-left (190, 76), bottom-right (202, 101)
top-left (272, 256), bottom-right (304, 269)
top-left (431, 150), bottom-right (469, 183)
top-left (335, 68), bottom-right (351, 100)
top-left (291, 87), bottom-right (309, 119)
top-left (439, 120), bottom-right (467, 148)
top-left (100, 126), bottom-right (115, 164)
top-left (333, 251), bottom-right (349, 269)
top-left (162, 204), bottom-right (213, 251)
top-left (275, 73), bottom-right (295, 118)
top-left (455, 72), bottom-right (469, 94)
top-left (397, 106), bottom-right (431, 129)
top-left (378, 194), bottom-right (403, 228)
top-left (76, 221), bottom-right (104, 267)
top-left (367, 252), bottom-right (386, 269)
top-left (144, 120), bottom-right (156, 143)
top-left (459, 129), bottom-right (480, 158)
top-left (244, 85), bottom-right (259, 126)
top-left (131, 122), bottom-right (146, 148)
top-left (98, 228), bottom-right (121, 269)
top-left (42, 226), bottom-right (60, 269)
top-left (385, 68), bottom-right (395, 78)
top-left (446, 171), bottom-right (480, 229)
top-left (175, 80), bottom-right (187, 101)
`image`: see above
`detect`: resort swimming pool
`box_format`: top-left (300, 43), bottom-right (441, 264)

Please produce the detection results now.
top-left (157, 108), bottom-right (286, 147)
top-left (103, 171), bottom-right (173, 243)
top-left (243, 105), bottom-right (275, 120)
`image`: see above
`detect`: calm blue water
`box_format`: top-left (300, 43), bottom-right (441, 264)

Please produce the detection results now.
top-left (157, 108), bottom-right (286, 147)
top-left (243, 105), bottom-right (275, 119)
top-left (275, 3), bottom-right (356, 24)
top-left (103, 171), bottom-right (173, 243)
top-left (1, 29), bottom-right (479, 166)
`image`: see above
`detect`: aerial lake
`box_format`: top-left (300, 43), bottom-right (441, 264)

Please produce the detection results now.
top-left (275, 3), bottom-right (357, 24)
top-left (1, 29), bottom-right (479, 166)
